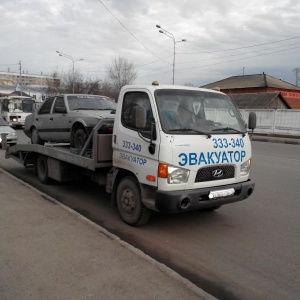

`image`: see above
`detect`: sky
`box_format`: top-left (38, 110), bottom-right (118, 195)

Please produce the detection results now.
top-left (0, 0), bottom-right (300, 87)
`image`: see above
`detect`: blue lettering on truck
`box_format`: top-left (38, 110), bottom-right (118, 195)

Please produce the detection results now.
top-left (119, 152), bottom-right (147, 165)
top-left (212, 138), bottom-right (245, 149)
top-left (178, 150), bottom-right (246, 166)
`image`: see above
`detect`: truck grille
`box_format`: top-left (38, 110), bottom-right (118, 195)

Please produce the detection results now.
top-left (195, 165), bottom-right (235, 182)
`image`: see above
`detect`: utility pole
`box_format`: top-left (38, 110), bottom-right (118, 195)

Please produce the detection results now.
top-left (19, 60), bottom-right (22, 96)
top-left (293, 68), bottom-right (300, 87)
top-left (242, 67), bottom-right (245, 76)
top-left (156, 25), bottom-right (186, 85)
top-left (56, 51), bottom-right (84, 93)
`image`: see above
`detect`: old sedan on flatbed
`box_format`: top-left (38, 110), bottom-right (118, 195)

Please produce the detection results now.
top-left (24, 94), bottom-right (116, 147)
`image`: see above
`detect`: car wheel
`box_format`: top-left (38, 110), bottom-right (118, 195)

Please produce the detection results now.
top-left (31, 127), bottom-right (44, 145)
top-left (72, 127), bottom-right (88, 149)
top-left (116, 176), bottom-right (151, 226)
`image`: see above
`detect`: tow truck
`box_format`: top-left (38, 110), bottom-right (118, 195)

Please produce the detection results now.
top-left (5, 83), bottom-right (256, 226)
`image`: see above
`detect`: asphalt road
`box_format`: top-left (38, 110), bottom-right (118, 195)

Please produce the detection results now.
top-left (1, 129), bottom-right (300, 300)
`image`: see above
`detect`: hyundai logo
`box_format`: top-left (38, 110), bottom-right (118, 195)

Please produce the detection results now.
top-left (212, 169), bottom-right (224, 178)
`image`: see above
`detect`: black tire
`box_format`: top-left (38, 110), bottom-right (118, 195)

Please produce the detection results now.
top-left (31, 127), bottom-right (44, 145)
top-left (116, 176), bottom-right (151, 226)
top-left (72, 127), bottom-right (88, 149)
top-left (36, 155), bottom-right (51, 184)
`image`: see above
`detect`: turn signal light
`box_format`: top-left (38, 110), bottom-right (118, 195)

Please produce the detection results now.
top-left (146, 175), bottom-right (156, 182)
top-left (158, 163), bottom-right (168, 178)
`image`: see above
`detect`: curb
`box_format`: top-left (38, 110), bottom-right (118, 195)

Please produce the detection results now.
top-left (252, 136), bottom-right (300, 145)
top-left (0, 167), bottom-right (216, 300)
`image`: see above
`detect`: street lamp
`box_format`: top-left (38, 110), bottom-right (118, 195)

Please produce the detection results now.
top-left (156, 25), bottom-right (186, 85)
top-left (56, 50), bottom-right (84, 94)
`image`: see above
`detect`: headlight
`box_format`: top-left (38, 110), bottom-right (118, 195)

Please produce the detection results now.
top-left (240, 159), bottom-right (251, 176)
top-left (168, 166), bottom-right (189, 184)
top-left (8, 132), bottom-right (16, 136)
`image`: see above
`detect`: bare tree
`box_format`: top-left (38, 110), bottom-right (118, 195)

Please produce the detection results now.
top-left (40, 70), bottom-right (62, 97)
top-left (43, 58), bottom-right (136, 100)
top-left (62, 68), bottom-right (85, 94)
top-left (106, 56), bottom-right (137, 95)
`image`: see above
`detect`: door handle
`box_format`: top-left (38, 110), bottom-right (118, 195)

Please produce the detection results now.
top-left (50, 118), bottom-right (53, 121)
top-left (35, 118), bottom-right (39, 121)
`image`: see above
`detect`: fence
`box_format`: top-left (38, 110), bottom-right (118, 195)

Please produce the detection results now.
top-left (239, 109), bottom-right (300, 136)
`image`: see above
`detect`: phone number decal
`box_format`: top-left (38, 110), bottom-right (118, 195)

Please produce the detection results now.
top-left (212, 138), bottom-right (244, 149)
top-left (122, 140), bottom-right (142, 152)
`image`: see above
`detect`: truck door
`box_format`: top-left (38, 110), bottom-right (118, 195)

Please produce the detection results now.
top-left (114, 90), bottom-right (160, 187)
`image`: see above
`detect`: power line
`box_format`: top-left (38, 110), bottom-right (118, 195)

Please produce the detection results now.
top-left (175, 42), bottom-right (300, 66)
top-left (138, 45), bottom-right (300, 78)
top-left (96, 0), bottom-right (169, 65)
top-left (179, 35), bottom-right (300, 54)
top-left (135, 36), bottom-right (300, 72)
top-left (0, 63), bottom-right (19, 67)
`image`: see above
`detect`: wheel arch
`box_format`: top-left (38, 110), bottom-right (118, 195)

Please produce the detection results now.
top-left (71, 120), bottom-right (88, 132)
top-left (111, 169), bottom-right (138, 207)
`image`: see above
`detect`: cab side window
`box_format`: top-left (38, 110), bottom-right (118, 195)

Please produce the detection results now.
top-left (121, 92), bottom-right (155, 139)
top-left (38, 98), bottom-right (55, 115)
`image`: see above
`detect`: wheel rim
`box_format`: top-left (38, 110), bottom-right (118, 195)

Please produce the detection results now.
top-left (120, 189), bottom-right (136, 215)
top-left (73, 129), bottom-right (87, 148)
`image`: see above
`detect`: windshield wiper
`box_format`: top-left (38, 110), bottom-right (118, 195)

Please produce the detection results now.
top-left (212, 127), bottom-right (246, 137)
top-left (168, 128), bottom-right (211, 138)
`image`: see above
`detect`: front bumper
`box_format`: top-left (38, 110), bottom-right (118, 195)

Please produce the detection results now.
top-left (155, 180), bottom-right (255, 213)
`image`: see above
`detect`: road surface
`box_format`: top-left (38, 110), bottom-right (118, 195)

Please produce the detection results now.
top-left (1, 129), bottom-right (300, 300)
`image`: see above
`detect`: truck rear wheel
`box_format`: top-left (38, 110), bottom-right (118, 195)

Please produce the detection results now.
top-left (36, 155), bottom-right (51, 184)
top-left (116, 176), bottom-right (151, 226)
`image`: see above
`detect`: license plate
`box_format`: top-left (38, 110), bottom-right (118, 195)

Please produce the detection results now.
top-left (208, 188), bottom-right (235, 199)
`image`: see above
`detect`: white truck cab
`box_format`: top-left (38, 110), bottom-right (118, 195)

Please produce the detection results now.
top-left (110, 83), bottom-right (256, 225)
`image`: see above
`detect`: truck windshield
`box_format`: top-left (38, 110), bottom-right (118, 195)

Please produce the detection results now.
top-left (155, 89), bottom-right (246, 135)
top-left (22, 99), bottom-right (35, 112)
top-left (6, 98), bottom-right (34, 112)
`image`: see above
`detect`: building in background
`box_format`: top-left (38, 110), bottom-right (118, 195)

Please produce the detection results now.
top-left (202, 73), bottom-right (300, 109)
top-left (0, 71), bottom-right (60, 101)
top-left (229, 92), bottom-right (291, 109)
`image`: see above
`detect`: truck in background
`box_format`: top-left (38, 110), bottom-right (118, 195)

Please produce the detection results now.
top-left (0, 95), bottom-right (41, 128)
top-left (5, 83), bottom-right (256, 226)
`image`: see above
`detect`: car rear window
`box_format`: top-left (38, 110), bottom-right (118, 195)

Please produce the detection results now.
top-left (67, 96), bottom-right (116, 111)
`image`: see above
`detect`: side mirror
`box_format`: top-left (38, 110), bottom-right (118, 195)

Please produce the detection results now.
top-left (248, 112), bottom-right (256, 130)
top-left (133, 106), bottom-right (146, 129)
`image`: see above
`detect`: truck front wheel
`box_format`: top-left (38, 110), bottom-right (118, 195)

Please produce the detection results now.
top-left (116, 177), bottom-right (151, 226)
